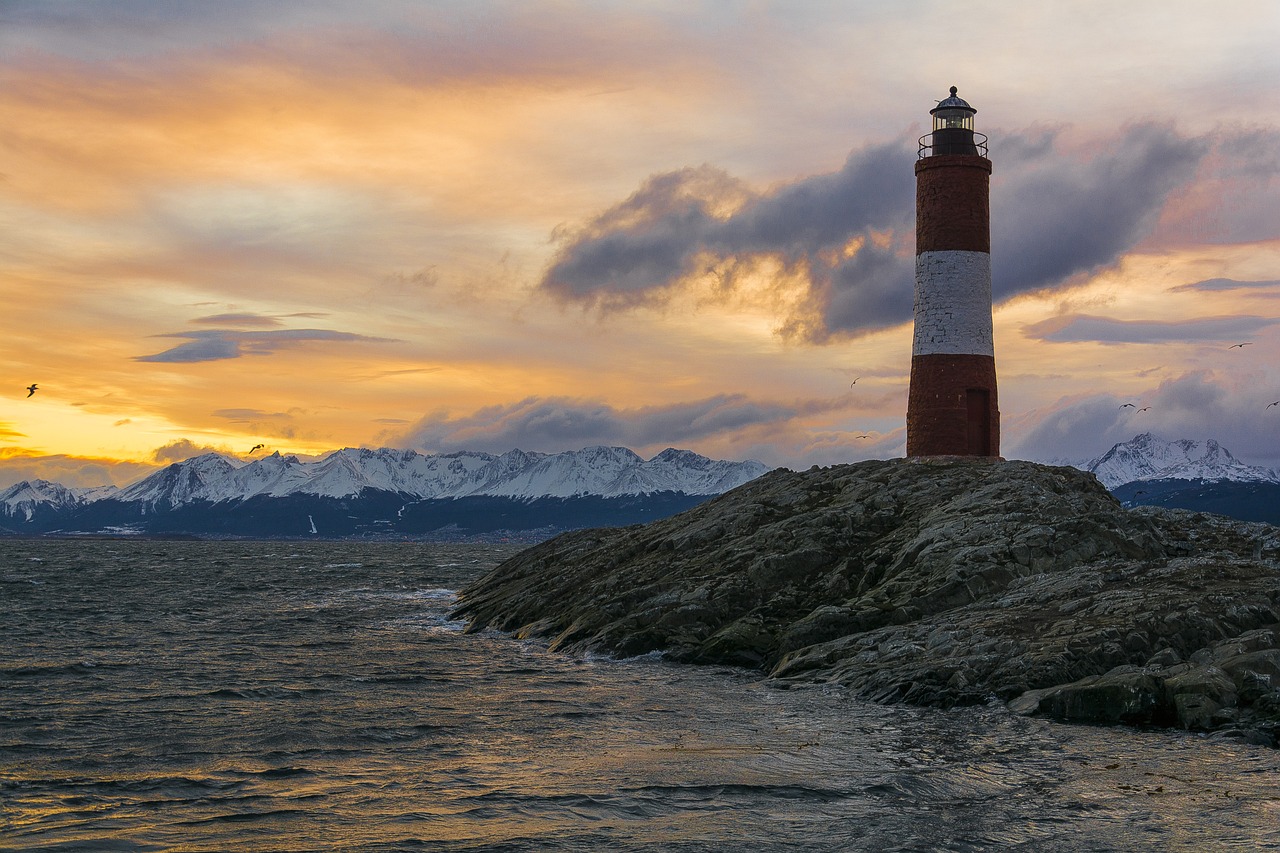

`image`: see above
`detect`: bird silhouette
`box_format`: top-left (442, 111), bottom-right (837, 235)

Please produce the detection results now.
top-left (249, 444), bottom-right (264, 454)
top-left (855, 433), bottom-right (870, 439)
top-left (849, 377), bottom-right (860, 387)
top-left (25, 384), bottom-right (37, 397)
top-left (1119, 403), bottom-right (1136, 409)
top-left (1268, 401), bottom-right (1280, 410)
top-left (1229, 342), bottom-right (1252, 348)
top-left (1137, 406), bottom-right (1151, 412)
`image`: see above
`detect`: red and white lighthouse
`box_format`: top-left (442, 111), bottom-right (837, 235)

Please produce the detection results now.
top-left (906, 86), bottom-right (999, 458)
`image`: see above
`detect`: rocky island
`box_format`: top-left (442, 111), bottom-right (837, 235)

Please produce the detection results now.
top-left (453, 459), bottom-right (1280, 746)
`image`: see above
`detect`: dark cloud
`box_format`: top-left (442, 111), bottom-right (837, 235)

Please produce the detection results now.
top-left (402, 394), bottom-right (847, 455)
top-left (1151, 129), bottom-right (1280, 246)
top-left (135, 329), bottom-right (395, 363)
top-left (541, 165), bottom-right (766, 307)
top-left (1006, 371), bottom-right (1280, 467)
top-left (1003, 394), bottom-right (1134, 464)
top-left (540, 143), bottom-right (917, 339)
top-left (539, 124), bottom-right (1209, 342)
top-left (1171, 278), bottom-right (1280, 293)
top-left (1022, 313), bottom-right (1280, 344)
top-left (990, 123), bottom-right (1204, 300)
top-left (152, 439), bottom-right (223, 463)
top-left (191, 312), bottom-right (283, 327)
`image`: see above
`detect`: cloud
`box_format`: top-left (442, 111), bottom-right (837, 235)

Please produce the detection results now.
top-left (1150, 129), bottom-right (1280, 246)
top-left (135, 328), bottom-right (395, 363)
top-left (1022, 314), bottom-right (1280, 344)
top-left (1170, 278), bottom-right (1280, 293)
top-left (1005, 371), bottom-right (1280, 467)
top-left (212, 408), bottom-right (292, 421)
top-left (989, 123), bottom-right (1204, 299)
top-left (400, 393), bottom-right (851, 456)
top-left (540, 142), bottom-right (917, 340)
top-left (538, 124), bottom-right (1208, 342)
top-left (192, 312), bottom-right (284, 327)
top-left (363, 367), bottom-right (442, 380)
top-left (152, 439), bottom-right (225, 463)
top-left (0, 449), bottom-right (159, 490)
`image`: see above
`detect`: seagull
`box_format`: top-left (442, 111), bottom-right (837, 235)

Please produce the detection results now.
top-left (849, 377), bottom-right (860, 387)
top-left (249, 443), bottom-right (264, 454)
top-left (1229, 342), bottom-right (1252, 348)
top-left (1119, 403), bottom-right (1136, 409)
top-left (25, 384), bottom-right (37, 397)
top-left (855, 434), bottom-right (870, 439)
top-left (1268, 401), bottom-right (1280, 410)
top-left (1137, 406), bottom-right (1151, 412)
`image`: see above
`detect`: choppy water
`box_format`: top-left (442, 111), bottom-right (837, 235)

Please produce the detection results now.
top-left (2, 539), bottom-right (1278, 852)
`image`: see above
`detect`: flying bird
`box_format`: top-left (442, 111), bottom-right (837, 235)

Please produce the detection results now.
top-left (1229, 342), bottom-right (1252, 348)
top-left (249, 444), bottom-right (264, 454)
top-left (1137, 407), bottom-right (1151, 412)
top-left (849, 377), bottom-right (860, 387)
top-left (1119, 403), bottom-right (1136, 409)
top-left (25, 384), bottom-right (37, 397)
top-left (1268, 401), bottom-right (1280, 410)
top-left (855, 434), bottom-right (870, 439)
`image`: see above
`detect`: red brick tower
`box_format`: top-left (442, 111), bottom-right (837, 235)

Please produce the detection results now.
top-left (907, 86), bottom-right (999, 458)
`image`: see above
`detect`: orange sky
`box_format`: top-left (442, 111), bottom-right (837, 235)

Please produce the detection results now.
top-left (2, 1), bottom-right (1278, 488)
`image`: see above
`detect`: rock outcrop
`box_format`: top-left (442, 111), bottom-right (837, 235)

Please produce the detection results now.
top-left (453, 459), bottom-right (1280, 746)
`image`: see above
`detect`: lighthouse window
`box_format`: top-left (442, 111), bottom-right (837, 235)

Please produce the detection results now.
top-left (934, 112), bottom-right (973, 132)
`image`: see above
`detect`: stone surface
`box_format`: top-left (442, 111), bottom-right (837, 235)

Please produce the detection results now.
top-left (912, 251), bottom-right (994, 356)
top-left (453, 459), bottom-right (1280, 746)
top-left (915, 155), bottom-right (991, 253)
top-left (906, 355), bottom-right (999, 458)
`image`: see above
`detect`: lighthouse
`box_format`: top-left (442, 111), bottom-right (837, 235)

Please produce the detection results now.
top-left (906, 86), bottom-right (999, 458)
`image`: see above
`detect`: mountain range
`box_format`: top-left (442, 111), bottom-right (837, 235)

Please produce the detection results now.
top-left (1077, 432), bottom-right (1280, 525)
top-left (4, 433), bottom-right (1276, 538)
top-left (0, 446), bottom-right (770, 539)
top-left (1080, 432), bottom-right (1280, 490)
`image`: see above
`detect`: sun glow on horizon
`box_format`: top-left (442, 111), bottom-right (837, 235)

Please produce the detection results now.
top-left (2, 2), bottom-right (1279, 488)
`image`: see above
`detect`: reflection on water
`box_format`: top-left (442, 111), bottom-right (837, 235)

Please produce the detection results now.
top-left (2, 539), bottom-right (1277, 852)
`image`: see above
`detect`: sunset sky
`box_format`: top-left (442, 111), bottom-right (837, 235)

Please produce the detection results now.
top-left (3, 1), bottom-right (1279, 489)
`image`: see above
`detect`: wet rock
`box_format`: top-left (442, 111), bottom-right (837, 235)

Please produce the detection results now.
top-left (453, 458), bottom-right (1280, 746)
top-left (1027, 666), bottom-right (1164, 725)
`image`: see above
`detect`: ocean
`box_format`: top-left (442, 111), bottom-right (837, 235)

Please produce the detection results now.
top-left (2, 539), bottom-right (1278, 852)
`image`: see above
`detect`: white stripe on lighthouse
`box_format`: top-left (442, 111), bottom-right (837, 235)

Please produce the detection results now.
top-left (912, 250), bottom-right (993, 357)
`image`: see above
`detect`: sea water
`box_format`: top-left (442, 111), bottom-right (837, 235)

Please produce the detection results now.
top-left (2, 539), bottom-right (1278, 852)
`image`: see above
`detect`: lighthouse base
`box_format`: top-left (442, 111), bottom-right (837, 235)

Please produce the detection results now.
top-left (906, 354), bottom-right (1000, 458)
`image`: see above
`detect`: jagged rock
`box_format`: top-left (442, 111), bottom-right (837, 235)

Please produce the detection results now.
top-left (452, 458), bottom-right (1280, 746)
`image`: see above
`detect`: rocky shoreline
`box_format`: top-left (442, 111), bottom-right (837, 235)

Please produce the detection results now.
top-left (452, 459), bottom-right (1280, 746)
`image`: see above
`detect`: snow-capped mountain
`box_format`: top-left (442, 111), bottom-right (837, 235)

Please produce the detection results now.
top-left (1, 445), bottom-right (770, 538)
top-left (1, 479), bottom-right (86, 521)
top-left (1083, 433), bottom-right (1280, 490)
top-left (33, 445), bottom-right (770, 512)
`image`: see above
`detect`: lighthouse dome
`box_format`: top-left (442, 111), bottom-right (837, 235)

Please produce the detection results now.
top-left (921, 86), bottom-right (985, 157)
top-left (930, 86), bottom-right (976, 116)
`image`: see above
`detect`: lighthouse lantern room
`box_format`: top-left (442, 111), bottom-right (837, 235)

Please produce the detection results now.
top-left (906, 86), bottom-right (999, 458)
top-left (924, 87), bottom-right (987, 157)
